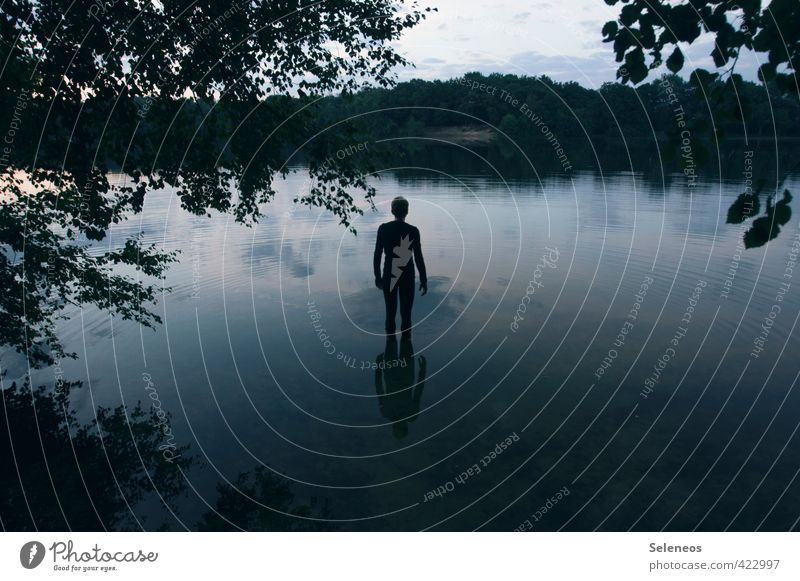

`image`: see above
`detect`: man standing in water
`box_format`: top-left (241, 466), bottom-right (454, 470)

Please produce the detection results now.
top-left (374, 196), bottom-right (427, 337)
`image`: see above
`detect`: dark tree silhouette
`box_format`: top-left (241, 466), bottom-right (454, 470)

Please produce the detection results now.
top-left (744, 190), bottom-right (793, 248)
top-left (197, 466), bottom-right (332, 531)
top-left (601, 0), bottom-right (798, 90)
top-left (600, 0), bottom-right (798, 248)
top-left (0, 379), bottom-right (191, 531)
top-left (0, 1), bottom-right (431, 366)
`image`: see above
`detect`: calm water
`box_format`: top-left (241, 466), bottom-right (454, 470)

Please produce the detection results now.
top-left (18, 165), bottom-right (800, 531)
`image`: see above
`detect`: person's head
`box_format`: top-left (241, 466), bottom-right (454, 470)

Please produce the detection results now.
top-left (391, 196), bottom-right (409, 219)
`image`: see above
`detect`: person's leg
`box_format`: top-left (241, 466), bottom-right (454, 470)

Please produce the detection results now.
top-left (399, 275), bottom-right (415, 333)
top-left (383, 283), bottom-right (398, 334)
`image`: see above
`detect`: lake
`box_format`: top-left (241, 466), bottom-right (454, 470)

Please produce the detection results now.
top-left (17, 161), bottom-right (800, 531)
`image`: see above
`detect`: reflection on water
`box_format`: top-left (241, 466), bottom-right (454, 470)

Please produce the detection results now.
top-left (375, 337), bottom-right (427, 439)
top-left (3, 165), bottom-right (800, 531)
top-left (0, 379), bottom-right (192, 531)
top-left (196, 466), bottom-right (332, 532)
top-left (744, 190), bottom-right (793, 249)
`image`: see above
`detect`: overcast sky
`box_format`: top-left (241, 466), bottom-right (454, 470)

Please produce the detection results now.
top-left (391, 0), bottom-right (764, 87)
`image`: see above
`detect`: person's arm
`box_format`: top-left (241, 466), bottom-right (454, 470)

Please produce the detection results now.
top-left (373, 224), bottom-right (383, 289)
top-left (413, 227), bottom-right (427, 294)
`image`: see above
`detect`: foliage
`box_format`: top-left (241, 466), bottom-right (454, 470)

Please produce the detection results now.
top-left (2, 0), bottom-right (431, 100)
top-left (0, 1), bottom-right (430, 366)
top-left (196, 466), bottom-right (332, 531)
top-left (0, 379), bottom-right (191, 530)
top-left (600, 0), bottom-right (799, 247)
top-left (308, 71), bottom-right (799, 158)
top-left (601, 0), bottom-right (798, 91)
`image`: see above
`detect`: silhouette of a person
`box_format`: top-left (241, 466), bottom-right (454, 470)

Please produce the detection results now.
top-left (374, 337), bottom-right (426, 438)
top-left (373, 196), bottom-right (427, 336)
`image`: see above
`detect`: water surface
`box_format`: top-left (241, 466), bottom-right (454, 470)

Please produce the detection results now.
top-left (18, 164), bottom-right (800, 531)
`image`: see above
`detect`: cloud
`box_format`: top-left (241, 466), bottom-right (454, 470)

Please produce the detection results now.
top-left (507, 50), bottom-right (619, 86)
top-left (399, 49), bottom-right (621, 88)
top-left (391, 0), bottom-right (763, 87)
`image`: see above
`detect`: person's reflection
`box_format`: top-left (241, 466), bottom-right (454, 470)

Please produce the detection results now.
top-left (375, 336), bottom-right (426, 439)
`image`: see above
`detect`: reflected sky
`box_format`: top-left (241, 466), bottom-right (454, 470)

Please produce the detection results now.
top-left (12, 165), bottom-right (800, 531)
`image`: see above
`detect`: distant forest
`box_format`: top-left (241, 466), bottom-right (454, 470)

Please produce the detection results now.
top-left (308, 72), bottom-right (800, 175)
top-left (4, 72), bottom-right (798, 181)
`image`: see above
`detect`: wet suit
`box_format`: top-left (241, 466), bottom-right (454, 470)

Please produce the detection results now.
top-left (373, 221), bottom-right (427, 334)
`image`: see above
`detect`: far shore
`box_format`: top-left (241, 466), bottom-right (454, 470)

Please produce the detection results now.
top-left (422, 126), bottom-right (496, 144)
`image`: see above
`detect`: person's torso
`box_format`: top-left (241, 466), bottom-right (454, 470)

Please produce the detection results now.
top-left (380, 221), bottom-right (419, 279)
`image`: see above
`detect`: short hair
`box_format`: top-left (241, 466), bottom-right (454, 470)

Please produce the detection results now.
top-left (391, 196), bottom-right (409, 217)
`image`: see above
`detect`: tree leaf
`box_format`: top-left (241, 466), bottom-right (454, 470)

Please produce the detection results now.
top-left (602, 20), bottom-right (619, 40)
top-left (666, 47), bottom-right (684, 73)
top-left (758, 62), bottom-right (777, 82)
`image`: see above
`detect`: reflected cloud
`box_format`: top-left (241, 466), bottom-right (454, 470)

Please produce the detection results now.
top-left (248, 239), bottom-right (315, 278)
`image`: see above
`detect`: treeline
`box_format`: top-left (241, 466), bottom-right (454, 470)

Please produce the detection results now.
top-left (309, 72), bottom-right (800, 172)
top-left (315, 71), bottom-right (800, 142)
top-left (2, 72), bottom-right (797, 179)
